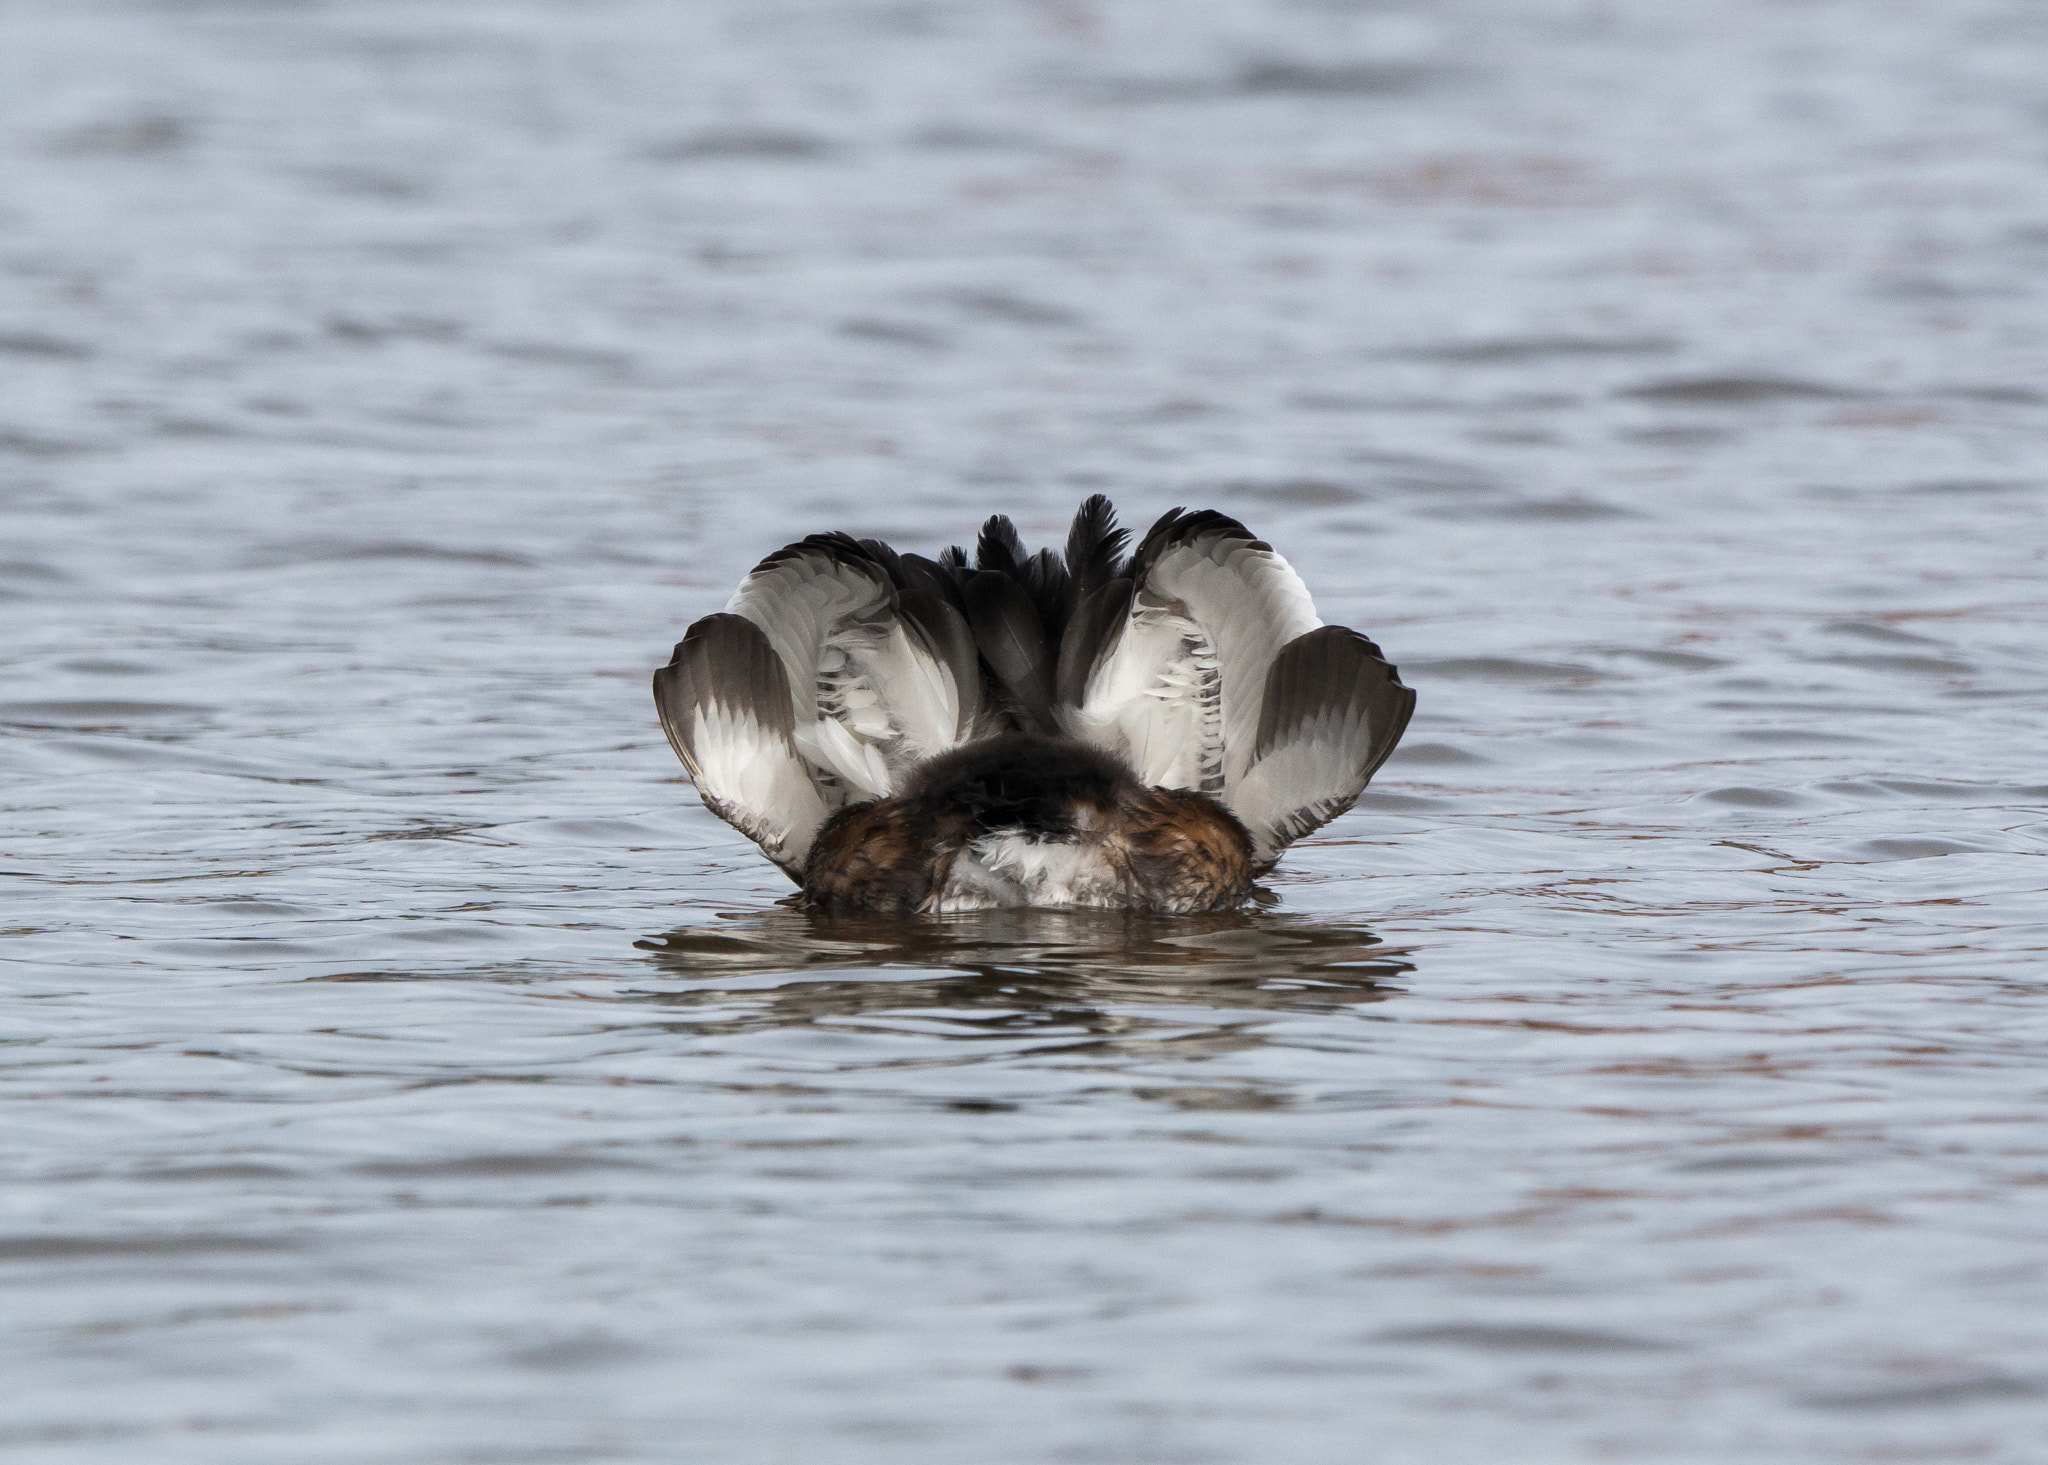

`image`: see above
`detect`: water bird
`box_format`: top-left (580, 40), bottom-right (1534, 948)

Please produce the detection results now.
top-left (654, 498), bottom-right (1414, 913)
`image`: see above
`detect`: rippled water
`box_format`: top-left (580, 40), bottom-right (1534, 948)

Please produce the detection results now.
top-left (5, 0), bottom-right (2047, 1460)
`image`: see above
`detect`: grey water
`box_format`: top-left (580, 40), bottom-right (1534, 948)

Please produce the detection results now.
top-left (3, 0), bottom-right (2046, 1460)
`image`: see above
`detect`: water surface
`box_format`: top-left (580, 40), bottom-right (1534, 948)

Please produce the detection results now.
top-left (3, 0), bottom-right (2046, 1460)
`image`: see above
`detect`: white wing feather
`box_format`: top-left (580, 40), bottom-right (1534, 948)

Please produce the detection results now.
top-left (1219, 625), bottom-right (1417, 868)
top-left (1061, 520), bottom-right (1320, 792)
top-left (1061, 601), bottom-right (1217, 789)
top-left (727, 544), bottom-right (965, 801)
top-left (654, 615), bottom-right (832, 878)
top-left (1226, 707), bottom-right (1376, 867)
top-left (677, 700), bottom-right (830, 874)
top-left (1145, 530), bottom-right (1321, 785)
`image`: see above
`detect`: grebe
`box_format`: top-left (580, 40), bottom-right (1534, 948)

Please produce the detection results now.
top-left (653, 498), bottom-right (1414, 914)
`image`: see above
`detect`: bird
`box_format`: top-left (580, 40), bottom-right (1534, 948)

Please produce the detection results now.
top-left (652, 497), bottom-right (1414, 915)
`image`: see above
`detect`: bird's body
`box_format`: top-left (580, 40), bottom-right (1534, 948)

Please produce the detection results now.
top-left (803, 734), bottom-right (1253, 914)
top-left (654, 499), bottom-right (1413, 914)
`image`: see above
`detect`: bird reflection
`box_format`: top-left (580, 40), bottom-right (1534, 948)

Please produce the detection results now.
top-left (628, 905), bottom-right (1411, 1044)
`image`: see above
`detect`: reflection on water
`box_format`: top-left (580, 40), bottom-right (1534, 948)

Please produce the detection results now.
top-left (632, 907), bottom-right (1409, 1035)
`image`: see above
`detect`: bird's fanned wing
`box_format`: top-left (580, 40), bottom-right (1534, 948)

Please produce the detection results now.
top-left (719, 534), bottom-right (980, 802)
top-left (1057, 508), bottom-right (1322, 793)
top-left (1223, 626), bottom-right (1416, 870)
top-left (660, 498), bottom-right (1413, 883)
top-left (653, 614), bottom-right (830, 879)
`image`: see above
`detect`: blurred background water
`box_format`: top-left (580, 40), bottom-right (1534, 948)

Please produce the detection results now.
top-left (3, 0), bottom-right (2047, 1460)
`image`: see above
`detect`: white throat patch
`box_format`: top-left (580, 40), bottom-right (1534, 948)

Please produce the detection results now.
top-left (932, 832), bottom-right (1125, 912)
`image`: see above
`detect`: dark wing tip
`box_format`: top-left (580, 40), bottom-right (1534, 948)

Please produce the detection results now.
top-left (652, 613), bottom-right (819, 882)
top-left (654, 613), bottom-right (797, 761)
top-left (1232, 625), bottom-right (1416, 871)
top-left (1253, 625), bottom-right (1414, 775)
top-left (1131, 506), bottom-right (1269, 576)
top-left (745, 530), bottom-right (901, 590)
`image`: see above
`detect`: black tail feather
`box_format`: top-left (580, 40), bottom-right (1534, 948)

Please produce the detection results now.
top-left (1064, 494), bottom-right (1129, 610)
top-left (974, 515), bottom-right (1030, 579)
top-left (1023, 546), bottom-right (1069, 636)
top-left (963, 570), bottom-right (1058, 734)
